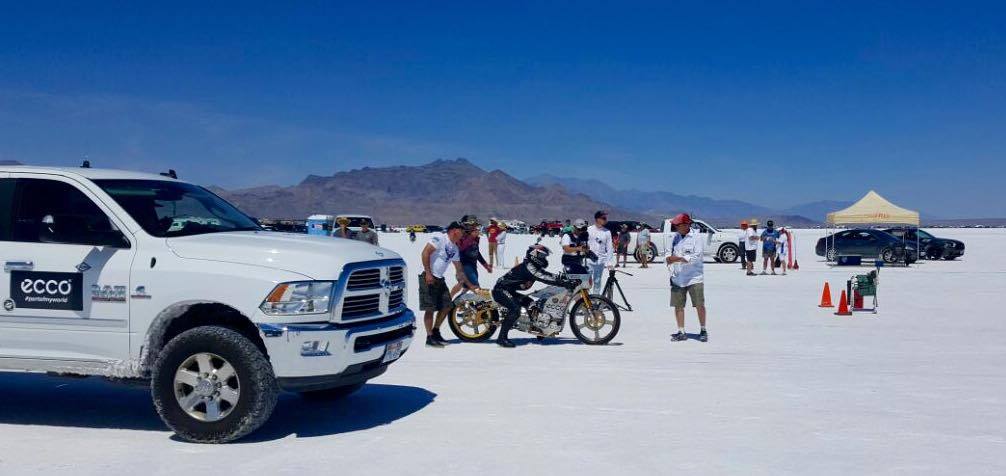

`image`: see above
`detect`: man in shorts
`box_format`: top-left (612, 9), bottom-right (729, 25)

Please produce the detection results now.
top-left (665, 213), bottom-right (707, 342)
top-left (760, 220), bottom-right (781, 275)
top-left (419, 221), bottom-right (474, 347)
top-left (745, 219), bottom-right (760, 276)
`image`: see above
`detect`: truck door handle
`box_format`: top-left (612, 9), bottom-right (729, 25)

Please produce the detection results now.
top-left (4, 261), bottom-right (35, 272)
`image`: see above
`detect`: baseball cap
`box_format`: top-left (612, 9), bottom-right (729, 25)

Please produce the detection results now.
top-left (447, 221), bottom-right (464, 231)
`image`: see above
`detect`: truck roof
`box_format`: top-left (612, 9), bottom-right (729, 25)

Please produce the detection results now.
top-left (0, 165), bottom-right (180, 182)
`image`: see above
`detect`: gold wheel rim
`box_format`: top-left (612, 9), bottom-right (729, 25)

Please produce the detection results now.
top-left (452, 304), bottom-right (494, 339)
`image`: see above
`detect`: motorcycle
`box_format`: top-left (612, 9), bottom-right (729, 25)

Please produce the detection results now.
top-left (447, 273), bottom-right (621, 345)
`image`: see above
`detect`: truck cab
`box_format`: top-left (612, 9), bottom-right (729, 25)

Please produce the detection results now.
top-left (0, 165), bottom-right (414, 443)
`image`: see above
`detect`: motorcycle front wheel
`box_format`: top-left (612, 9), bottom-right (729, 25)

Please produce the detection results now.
top-left (569, 295), bottom-right (620, 345)
top-left (448, 301), bottom-right (499, 342)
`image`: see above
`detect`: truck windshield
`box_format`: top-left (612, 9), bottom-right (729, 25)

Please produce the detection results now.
top-left (94, 180), bottom-right (260, 237)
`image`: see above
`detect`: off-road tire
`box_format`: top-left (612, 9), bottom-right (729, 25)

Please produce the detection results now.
top-left (152, 326), bottom-right (278, 443)
top-left (299, 382), bottom-right (365, 401)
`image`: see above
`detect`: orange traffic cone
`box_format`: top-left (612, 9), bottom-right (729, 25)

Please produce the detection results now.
top-left (835, 290), bottom-right (852, 316)
top-left (818, 282), bottom-right (834, 308)
top-left (792, 260), bottom-right (800, 270)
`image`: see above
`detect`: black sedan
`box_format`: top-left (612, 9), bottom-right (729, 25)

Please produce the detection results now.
top-left (884, 228), bottom-right (965, 260)
top-left (816, 229), bottom-right (918, 264)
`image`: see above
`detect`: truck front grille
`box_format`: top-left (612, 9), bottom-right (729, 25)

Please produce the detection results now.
top-left (389, 289), bottom-right (404, 309)
top-left (342, 294), bottom-right (381, 319)
top-left (346, 269), bottom-right (381, 290)
top-left (389, 266), bottom-right (404, 283)
top-left (338, 261), bottom-right (408, 322)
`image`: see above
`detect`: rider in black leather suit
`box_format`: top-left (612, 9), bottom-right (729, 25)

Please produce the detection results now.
top-left (492, 245), bottom-right (577, 348)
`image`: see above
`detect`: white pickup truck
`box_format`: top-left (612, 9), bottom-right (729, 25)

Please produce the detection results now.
top-left (626, 218), bottom-right (741, 264)
top-left (0, 165), bottom-right (414, 443)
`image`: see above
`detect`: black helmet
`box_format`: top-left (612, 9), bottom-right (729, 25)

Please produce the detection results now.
top-left (460, 214), bottom-right (481, 231)
top-left (525, 245), bottom-right (551, 268)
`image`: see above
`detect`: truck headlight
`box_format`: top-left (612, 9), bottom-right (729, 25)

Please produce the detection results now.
top-left (260, 281), bottom-right (334, 316)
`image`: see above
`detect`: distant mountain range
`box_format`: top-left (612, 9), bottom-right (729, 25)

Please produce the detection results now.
top-left (211, 159), bottom-right (658, 225)
top-left (6, 158), bottom-right (997, 226)
top-left (526, 174), bottom-right (830, 227)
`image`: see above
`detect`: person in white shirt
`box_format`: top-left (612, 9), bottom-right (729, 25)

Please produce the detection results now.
top-left (495, 224), bottom-right (508, 270)
top-left (420, 221), bottom-right (474, 347)
top-left (586, 211), bottom-right (614, 294)
top-left (664, 213), bottom-right (707, 342)
top-left (637, 225), bottom-right (652, 268)
top-left (745, 219), bottom-right (760, 276)
top-left (737, 220), bottom-right (749, 270)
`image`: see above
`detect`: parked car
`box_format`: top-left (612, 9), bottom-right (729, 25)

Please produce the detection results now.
top-left (884, 228), bottom-right (965, 260)
top-left (0, 165), bottom-right (414, 443)
top-left (816, 229), bottom-right (918, 263)
top-left (425, 224), bottom-right (445, 233)
top-left (531, 220), bottom-right (564, 236)
top-left (305, 214), bottom-right (375, 236)
top-left (405, 224), bottom-right (427, 233)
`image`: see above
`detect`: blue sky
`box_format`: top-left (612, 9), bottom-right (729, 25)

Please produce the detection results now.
top-left (1, 1), bottom-right (1003, 216)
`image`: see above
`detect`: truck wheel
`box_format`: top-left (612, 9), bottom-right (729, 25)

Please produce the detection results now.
top-left (299, 382), bottom-right (365, 401)
top-left (717, 243), bottom-right (740, 263)
top-left (634, 244), bottom-right (657, 263)
top-left (152, 326), bottom-right (278, 444)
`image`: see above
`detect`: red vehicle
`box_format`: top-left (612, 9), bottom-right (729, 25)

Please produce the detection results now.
top-left (531, 220), bottom-right (564, 237)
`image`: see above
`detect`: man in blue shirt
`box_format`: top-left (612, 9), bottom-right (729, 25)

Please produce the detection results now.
top-left (760, 220), bottom-right (781, 275)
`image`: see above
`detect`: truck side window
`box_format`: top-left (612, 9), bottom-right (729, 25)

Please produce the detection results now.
top-left (10, 178), bottom-right (118, 245)
top-left (0, 178), bottom-right (14, 241)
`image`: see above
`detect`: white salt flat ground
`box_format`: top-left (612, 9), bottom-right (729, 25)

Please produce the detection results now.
top-left (0, 229), bottom-right (1003, 475)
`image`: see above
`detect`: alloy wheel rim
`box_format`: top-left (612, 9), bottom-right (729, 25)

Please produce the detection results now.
top-left (174, 352), bottom-right (240, 422)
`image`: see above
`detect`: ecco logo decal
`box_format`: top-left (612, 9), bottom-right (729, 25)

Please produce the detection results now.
top-left (21, 279), bottom-right (74, 296)
top-left (10, 271), bottom-right (83, 311)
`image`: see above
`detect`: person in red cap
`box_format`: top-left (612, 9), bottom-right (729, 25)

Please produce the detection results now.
top-left (664, 213), bottom-right (708, 342)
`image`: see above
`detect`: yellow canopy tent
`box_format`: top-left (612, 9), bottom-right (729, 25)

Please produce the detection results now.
top-left (824, 191), bottom-right (920, 265)
top-left (826, 190), bottom-right (919, 226)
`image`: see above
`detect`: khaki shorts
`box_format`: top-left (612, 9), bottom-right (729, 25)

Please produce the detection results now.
top-left (418, 273), bottom-right (452, 312)
top-left (671, 282), bottom-right (705, 308)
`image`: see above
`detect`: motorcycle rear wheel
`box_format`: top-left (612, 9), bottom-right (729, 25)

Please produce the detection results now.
top-left (448, 302), bottom-right (498, 342)
top-left (569, 295), bottom-right (620, 345)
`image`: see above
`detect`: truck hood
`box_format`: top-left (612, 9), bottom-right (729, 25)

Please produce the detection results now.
top-left (166, 231), bottom-right (401, 280)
